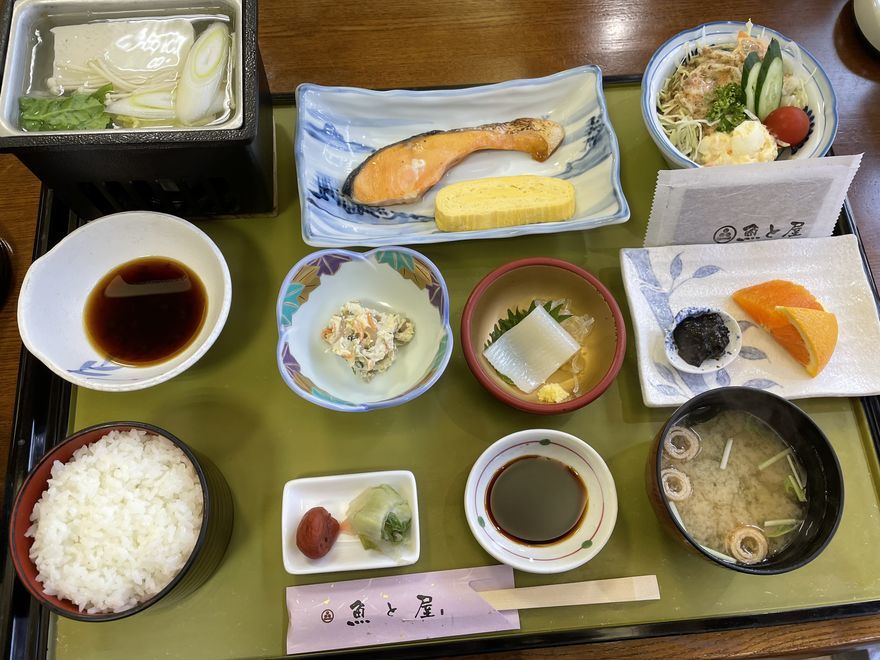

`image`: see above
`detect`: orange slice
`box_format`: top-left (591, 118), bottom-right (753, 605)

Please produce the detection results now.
top-left (776, 306), bottom-right (838, 377)
top-left (732, 280), bottom-right (825, 365)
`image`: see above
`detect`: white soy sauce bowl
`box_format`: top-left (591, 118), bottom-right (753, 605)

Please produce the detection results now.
top-left (17, 211), bottom-right (231, 392)
top-left (464, 429), bottom-right (618, 574)
top-left (664, 307), bottom-right (742, 374)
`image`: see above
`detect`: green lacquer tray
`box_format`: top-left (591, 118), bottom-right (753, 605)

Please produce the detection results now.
top-left (4, 81), bottom-right (880, 659)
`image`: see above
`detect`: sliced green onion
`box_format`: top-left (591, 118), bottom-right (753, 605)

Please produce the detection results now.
top-left (176, 22), bottom-right (230, 125)
top-left (786, 454), bottom-right (805, 491)
top-left (785, 474), bottom-right (807, 503)
top-left (759, 448), bottom-right (791, 471)
top-left (720, 437), bottom-right (734, 470)
top-left (105, 91), bottom-right (175, 120)
top-left (764, 520), bottom-right (802, 538)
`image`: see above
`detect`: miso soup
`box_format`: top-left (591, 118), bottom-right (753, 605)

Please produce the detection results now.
top-left (660, 409), bottom-right (807, 565)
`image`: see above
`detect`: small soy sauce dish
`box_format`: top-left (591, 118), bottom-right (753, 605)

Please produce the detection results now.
top-left (665, 306), bottom-right (742, 374)
top-left (464, 428), bottom-right (617, 574)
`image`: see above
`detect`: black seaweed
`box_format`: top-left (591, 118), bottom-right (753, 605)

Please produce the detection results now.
top-left (673, 313), bottom-right (730, 367)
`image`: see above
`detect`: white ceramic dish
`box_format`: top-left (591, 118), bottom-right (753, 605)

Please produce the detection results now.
top-left (855, 0), bottom-right (880, 52)
top-left (17, 211), bottom-right (231, 391)
top-left (664, 306), bottom-right (742, 374)
top-left (464, 429), bottom-right (617, 574)
top-left (294, 65), bottom-right (629, 247)
top-left (276, 247), bottom-right (453, 412)
top-left (641, 21), bottom-right (838, 169)
top-left (620, 235), bottom-right (880, 407)
top-left (281, 470), bottom-right (419, 575)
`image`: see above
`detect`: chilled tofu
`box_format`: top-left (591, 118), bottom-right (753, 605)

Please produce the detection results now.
top-left (50, 20), bottom-right (195, 92)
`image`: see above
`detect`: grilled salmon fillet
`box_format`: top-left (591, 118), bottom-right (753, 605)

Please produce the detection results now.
top-left (341, 118), bottom-right (565, 206)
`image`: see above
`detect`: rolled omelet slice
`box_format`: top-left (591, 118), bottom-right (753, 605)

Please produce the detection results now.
top-left (434, 175), bottom-right (576, 232)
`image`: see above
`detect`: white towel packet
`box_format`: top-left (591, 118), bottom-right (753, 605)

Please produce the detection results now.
top-left (644, 155), bottom-right (862, 248)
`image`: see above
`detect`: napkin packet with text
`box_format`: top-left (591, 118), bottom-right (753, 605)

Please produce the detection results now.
top-left (644, 154), bottom-right (862, 248)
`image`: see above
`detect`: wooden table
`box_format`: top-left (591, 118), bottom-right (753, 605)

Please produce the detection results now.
top-left (1, 0), bottom-right (878, 656)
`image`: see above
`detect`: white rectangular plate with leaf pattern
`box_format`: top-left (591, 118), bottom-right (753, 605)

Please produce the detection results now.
top-left (620, 235), bottom-right (880, 407)
top-left (294, 66), bottom-right (629, 247)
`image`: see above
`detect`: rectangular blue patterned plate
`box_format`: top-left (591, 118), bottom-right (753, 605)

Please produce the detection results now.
top-left (294, 66), bottom-right (629, 247)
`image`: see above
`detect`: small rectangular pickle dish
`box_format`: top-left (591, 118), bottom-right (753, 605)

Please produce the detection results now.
top-left (281, 470), bottom-right (420, 575)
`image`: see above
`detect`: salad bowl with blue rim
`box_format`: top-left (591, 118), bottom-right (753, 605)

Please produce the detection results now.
top-left (275, 247), bottom-right (453, 412)
top-left (641, 21), bottom-right (838, 168)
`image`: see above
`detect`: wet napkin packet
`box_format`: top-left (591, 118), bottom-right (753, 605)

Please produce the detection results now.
top-left (285, 565), bottom-right (519, 654)
top-left (644, 155), bottom-right (862, 248)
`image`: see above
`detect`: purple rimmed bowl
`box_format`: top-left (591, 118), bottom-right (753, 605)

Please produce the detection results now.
top-left (275, 246), bottom-right (453, 412)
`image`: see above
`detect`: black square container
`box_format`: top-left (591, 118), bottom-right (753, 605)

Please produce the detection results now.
top-left (0, 0), bottom-right (274, 219)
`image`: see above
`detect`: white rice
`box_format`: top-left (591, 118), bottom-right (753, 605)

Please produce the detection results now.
top-left (26, 428), bottom-right (204, 614)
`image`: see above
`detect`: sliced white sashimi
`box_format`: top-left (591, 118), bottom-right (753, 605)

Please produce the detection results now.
top-left (483, 305), bottom-right (580, 394)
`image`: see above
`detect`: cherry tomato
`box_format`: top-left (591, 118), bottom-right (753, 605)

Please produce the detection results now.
top-left (762, 106), bottom-right (811, 146)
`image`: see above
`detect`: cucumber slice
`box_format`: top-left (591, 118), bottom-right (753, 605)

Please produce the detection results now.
top-left (755, 38), bottom-right (784, 121)
top-left (742, 52), bottom-right (761, 114)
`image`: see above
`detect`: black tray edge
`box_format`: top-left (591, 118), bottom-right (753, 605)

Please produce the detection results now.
top-left (3, 75), bottom-right (880, 660)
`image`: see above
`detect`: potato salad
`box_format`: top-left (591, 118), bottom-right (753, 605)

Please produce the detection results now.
top-left (321, 301), bottom-right (415, 381)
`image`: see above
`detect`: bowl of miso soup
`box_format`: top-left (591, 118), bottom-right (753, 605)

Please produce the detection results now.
top-left (647, 387), bottom-right (843, 574)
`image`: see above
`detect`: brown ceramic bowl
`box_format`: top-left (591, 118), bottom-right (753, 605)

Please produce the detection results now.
top-left (646, 387), bottom-right (844, 575)
top-left (461, 257), bottom-right (626, 414)
top-left (9, 421), bottom-right (234, 621)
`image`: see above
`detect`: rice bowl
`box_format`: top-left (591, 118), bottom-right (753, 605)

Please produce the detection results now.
top-left (9, 422), bottom-right (234, 621)
top-left (27, 429), bottom-right (203, 614)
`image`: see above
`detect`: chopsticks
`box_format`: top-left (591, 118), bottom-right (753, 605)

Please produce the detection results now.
top-left (475, 574), bottom-right (660, 611)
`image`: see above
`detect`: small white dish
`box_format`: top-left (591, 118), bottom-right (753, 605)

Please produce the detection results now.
top-left (17, 211), bottom-right (231, 392)
top-left (664, 307), bottom-right (742, 374)
top-left (464, 429), bottom-right (617, 574)
top-left (855, 0), bottom-right (880, 52)
top-left (281, 470), bottom-right (420, 575)
top-left (294, 65), bottom-right (629, 247)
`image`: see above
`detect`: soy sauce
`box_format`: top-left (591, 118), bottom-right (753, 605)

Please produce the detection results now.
top-left (486, 455), bottom-right (588, 545)
top-left (84, 257), bottom-right (207, 366)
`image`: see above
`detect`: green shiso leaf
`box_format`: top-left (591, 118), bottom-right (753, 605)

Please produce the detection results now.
top-left (484, 300), bottom-right (571, 349)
